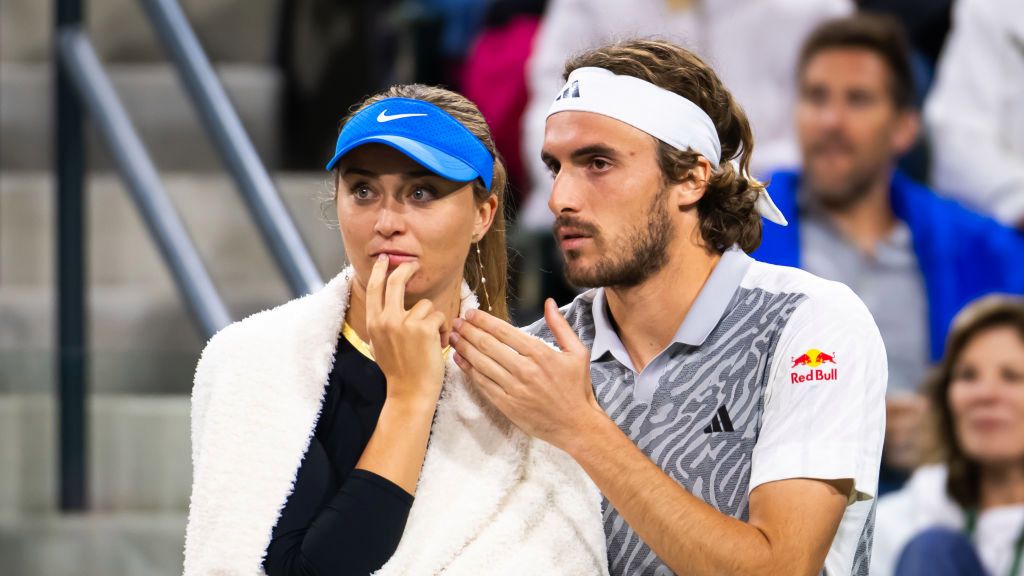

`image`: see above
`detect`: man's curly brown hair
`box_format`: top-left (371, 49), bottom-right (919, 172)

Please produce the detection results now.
top-left (563, 39), bottom-right (764, 254)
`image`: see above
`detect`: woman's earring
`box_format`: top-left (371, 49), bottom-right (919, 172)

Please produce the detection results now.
top-left (475, 240), bottom-right (492, 312)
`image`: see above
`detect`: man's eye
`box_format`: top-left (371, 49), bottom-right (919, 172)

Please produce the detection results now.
top-left (592, 158), bottom-right (610, 170)
top-left (848, 91), bottom-right (875, 108)
top-left (801, 87), bottom-right (827, 106)
top-left (1003, 367), bottom-right (1023, 383)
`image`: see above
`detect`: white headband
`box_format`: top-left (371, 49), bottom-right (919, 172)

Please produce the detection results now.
top-left (546, 67), bottom-right (788, 226)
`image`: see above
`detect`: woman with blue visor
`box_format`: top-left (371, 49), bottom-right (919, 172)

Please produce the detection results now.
top-left (183, 84), bottom-right (608, 575)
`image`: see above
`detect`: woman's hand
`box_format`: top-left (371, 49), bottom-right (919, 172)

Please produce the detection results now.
top-left (365, 255), bottom-right (450, 406)
top-left (354, 255), bottom-right (453, 494)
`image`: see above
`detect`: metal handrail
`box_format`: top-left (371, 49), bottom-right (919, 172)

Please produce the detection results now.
top-left (141, 0), bottom-right (323, 296)
top-left (55, 0), bottom-right (86, 510)
top-left (53, 0), bottom-right (321, 510)
top-left (58, 28), bottom-right (233, 337)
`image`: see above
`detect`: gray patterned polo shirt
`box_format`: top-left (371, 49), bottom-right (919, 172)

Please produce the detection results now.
top-left (526, 247), bottom-right (887, 575)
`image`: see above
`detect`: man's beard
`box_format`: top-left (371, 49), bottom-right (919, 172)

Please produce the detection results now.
top-left (804, 138), bottom-right (879, 212)
top-left (556, 187), bottom-right (674, 289)
top-left (807, 167), bottom-right (876, 212)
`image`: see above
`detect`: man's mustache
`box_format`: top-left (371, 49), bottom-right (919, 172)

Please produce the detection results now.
top-left (808, 134), bottom-right (855, 156)
top-left (553, 215), bottom-right (600, 237)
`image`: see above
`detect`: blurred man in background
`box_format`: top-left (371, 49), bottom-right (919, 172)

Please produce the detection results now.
top-left (754, 13), bottom-right (1024, 488)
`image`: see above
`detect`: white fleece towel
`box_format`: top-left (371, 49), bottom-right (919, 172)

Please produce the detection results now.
top-left (183, 267), bottom-right (608, 576)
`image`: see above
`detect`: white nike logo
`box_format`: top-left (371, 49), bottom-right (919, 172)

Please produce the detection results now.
top-left (377, 110), bottom-right (428, 122)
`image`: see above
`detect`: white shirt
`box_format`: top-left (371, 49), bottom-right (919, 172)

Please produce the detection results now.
top-left (517, 0), bottom-right (852, 229)
top-left (925, 0), bottom-right (1024, 227)
top-left (872, 464), bottom-right (1024, 576)
top-left (743, 259), bottom-right (887, 576)
top-left (567, 248), bottom-right (887, 575)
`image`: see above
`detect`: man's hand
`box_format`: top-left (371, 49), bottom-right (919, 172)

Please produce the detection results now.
top-left (450, 298), bottom-right (606, 448)
top-left (453, 298), bottom-right (852, 576)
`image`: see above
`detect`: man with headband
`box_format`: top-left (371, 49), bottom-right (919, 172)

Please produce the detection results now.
top-left (450, 39), bottom-right (886, 576)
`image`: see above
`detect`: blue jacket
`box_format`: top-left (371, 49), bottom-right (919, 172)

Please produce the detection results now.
top-left (754, 170), bottom-right (1024, 361)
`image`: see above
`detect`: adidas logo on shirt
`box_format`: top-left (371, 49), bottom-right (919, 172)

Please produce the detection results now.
top-left (703, 405), bottom-right (735, 433)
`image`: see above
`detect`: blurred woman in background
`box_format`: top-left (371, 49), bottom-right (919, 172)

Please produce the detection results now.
top-left (872, 295), bottom-right (1024, 576)
top-left (183, 84), bottom-right (607, 576)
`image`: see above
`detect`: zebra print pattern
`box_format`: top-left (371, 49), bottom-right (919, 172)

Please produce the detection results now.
top-left (851, 502), bottom-right (876, 576)
top-left (529, 285), bottom-right (875, 575)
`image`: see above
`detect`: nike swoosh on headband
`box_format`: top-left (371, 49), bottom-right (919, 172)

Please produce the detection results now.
top-left (377, 110), bottom-right (429, 122)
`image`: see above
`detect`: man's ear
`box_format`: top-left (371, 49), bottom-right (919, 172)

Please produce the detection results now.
top-left (892, 109), bottom-right (920, 157)
top-left (473, 193), bottom-right (499, 240)
top-left (673, 156), bottom-right (713, 210)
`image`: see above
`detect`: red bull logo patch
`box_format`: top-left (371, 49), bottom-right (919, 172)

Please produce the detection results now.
top-left (790, 348), bottom-right (838, 383)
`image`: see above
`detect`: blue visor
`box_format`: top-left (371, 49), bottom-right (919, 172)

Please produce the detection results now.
top-left (326, 97), bottom-right (494, 190)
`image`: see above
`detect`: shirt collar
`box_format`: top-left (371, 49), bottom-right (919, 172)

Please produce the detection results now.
top-left (591, 288), bottom-right (632, 367)
top-left (590, 246), bottom-right (753, 363)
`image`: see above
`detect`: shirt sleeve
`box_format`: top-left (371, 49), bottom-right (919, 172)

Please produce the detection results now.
top-left (749, 282), bottom-right (888, 502)
top-left (263, 437), bottom-right (414, 576)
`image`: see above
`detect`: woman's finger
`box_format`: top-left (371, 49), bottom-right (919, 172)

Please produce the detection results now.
top-left (413, 309), bottom-right (449, 350)
top-left (424, 310), bottom-right (448, 331)
top-left (365, 254), bottom-right (389, 319)
top-left (385, 261), bottom-right (420, 313)
top-left (407, 298), bottom-right (435, 320)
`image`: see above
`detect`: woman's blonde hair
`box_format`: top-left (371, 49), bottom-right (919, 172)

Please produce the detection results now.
top-left (333, 84), bottom-right (510, 321)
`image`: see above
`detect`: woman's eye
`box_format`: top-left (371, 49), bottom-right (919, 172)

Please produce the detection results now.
top-left (410, 186), bottom-right (437, 201)
top-left (1003, 367), bottom-right (1023, 383)
top-left (352, 185), bottom-right (373, 200)
top-left (953, 365), bottom-right (978, 383)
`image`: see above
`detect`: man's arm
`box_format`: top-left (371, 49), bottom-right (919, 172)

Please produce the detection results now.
top-left (567, 410), bottom-right (850, 575)
top-left (451, 298), bottom-right (859, 576)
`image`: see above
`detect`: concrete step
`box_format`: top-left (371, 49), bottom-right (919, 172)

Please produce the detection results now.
top-left (1, 63), bottom-right (282, 171)
top-left (0, 394), bottom-right (191, 515)
top-left (0, 171), bottom-right (345, 393)
top-left (0, 512), bottom-right (186, 576)
top-left (0, 287), bottom-right (282, 394)
top-left (1, 171), bottom-right (344, 287)
top-left (1, 0), bottom-right (277, 64)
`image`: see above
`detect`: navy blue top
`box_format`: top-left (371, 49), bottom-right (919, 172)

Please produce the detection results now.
top-left (263, 334), bottom-right (412, 576)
